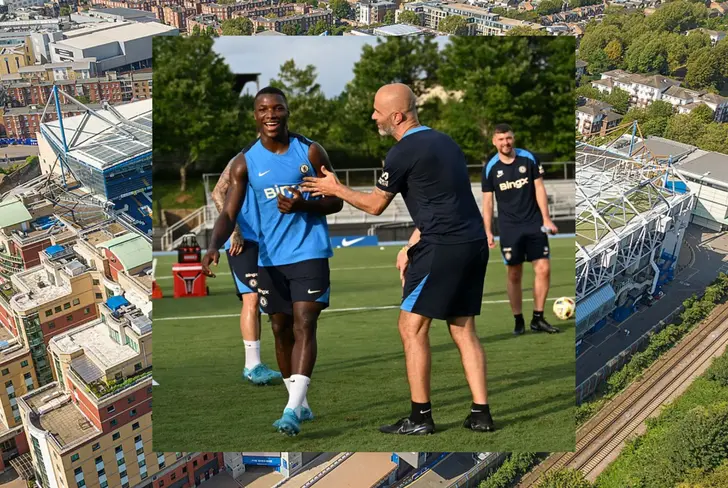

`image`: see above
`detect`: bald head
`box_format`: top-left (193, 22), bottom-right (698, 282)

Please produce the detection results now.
top-left (372, 83), bottom-right (420, 141)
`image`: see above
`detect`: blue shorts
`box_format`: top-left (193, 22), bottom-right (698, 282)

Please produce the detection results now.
top-left (257, 258), bottom-right (330, 315)
top-left (227, 241), bottom-right (259, 299)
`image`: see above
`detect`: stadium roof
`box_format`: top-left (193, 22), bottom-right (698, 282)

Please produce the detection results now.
top-left (675, 150), bottom-right (728, 186)
top-left (373, 24), bottom-right (424, 35)
top-left (40, 98), bottom-right (151, 171)
top-left (0, 197), bottom-right (32, 228)
top-left (96, 233), bottom-right (151, 271)
top-left (53, 22), bottom-right (177, 50)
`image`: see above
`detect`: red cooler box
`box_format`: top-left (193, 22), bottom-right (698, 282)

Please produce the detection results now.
top-left (172, 263), bottom-right (208, 298)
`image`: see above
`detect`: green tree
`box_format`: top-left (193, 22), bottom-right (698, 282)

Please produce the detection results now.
top-left (579, 24), bottom-right (623, 71)
top-left (439, 37), bottom-right (575, 162)
top-left (690, 104), bottom-right (714, 125)
top-left (153, 36), bottom-right (247, 191)
top-left (697, 123), bottom-right (728, 154)
top-left (383, 10), bottom-right (394, 24)
top-left (191, 24), bottom-right (201, 36)
top-left (217, 0), bottom-right (235, 4)
top-left (686, 47), bottom-right (724, 90)
top-left (205, 26), bottom-right (218, 37)
top-left (536, 0), bottom-right (562, 15)
top-left (307, 19), bottom-right (329, 35)
top-left (398, 10), bottom-right (420, 26)
top-left (60, 5), bottom-right (71, 15)
top-left (25, 155), bottom-right (39, 165)
top-left (625, 32), bottom-right (668, 74)
top-left (438, 15), bottom-right (468, 35)
top-left (645, 0), bottom-right (707, 33)
top-left (506, 26), bottom-right (549, 36)
top-left (605, 88), bottom-right (630, 114)
top-left (329, 0), bottom-right (352, 19)
top-left (664, 113), bottom-right (705, 145)
top-left (75, 94), bottom-right (91, 104)
top-left (269, 60), bottom-right (332, 143)
top-left (282, 24), bottom-right (297, 35)
top-left (221, 17), bottom-right (253, 36)
top-left (537, 468), bottom-right (592, 488)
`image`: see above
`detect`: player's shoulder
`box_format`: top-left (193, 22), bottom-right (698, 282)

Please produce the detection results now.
top-left (240, 137), bottom-right (260, 155)
top-left (515, 148), bottom-right (538, 164)
top-left (290, 132), bottom-right (314, 147)
top-left (483, 153), bottom-right (501, 177)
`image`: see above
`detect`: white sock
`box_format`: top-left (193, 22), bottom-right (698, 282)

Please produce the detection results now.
top-left (244, 340), bottom-right (261, 370)
top-left (284, 374), bottom-right (310, 417)
top-left (284, 378), bottom-right (310, 410)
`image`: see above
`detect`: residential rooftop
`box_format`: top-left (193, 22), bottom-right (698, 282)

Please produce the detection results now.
top-left (22, 383), bottom-right (99, 451)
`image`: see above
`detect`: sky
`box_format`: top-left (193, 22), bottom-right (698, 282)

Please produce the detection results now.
top-left (212, 36), bottom-right (451, 98)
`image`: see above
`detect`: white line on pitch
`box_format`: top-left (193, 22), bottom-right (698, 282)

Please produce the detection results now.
top-left (154, 258), bottom-right (575, 280)
top-left (155, 297), bottom-right (569, 321)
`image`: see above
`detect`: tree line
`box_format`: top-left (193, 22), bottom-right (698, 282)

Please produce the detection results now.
top-left (579, 1), bottom-right (728, 92)
top-left (153, 36), bottom-right (575, 190)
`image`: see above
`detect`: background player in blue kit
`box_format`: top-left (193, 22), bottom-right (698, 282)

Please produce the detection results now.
top-left (302, 83), bottom-right (495, 435)
top-left (211, 161), bottom-right (281, 385)
top-left (202, 87), bottom-right (343, 436)
top-left (482, 124), bottom-right (561, 335)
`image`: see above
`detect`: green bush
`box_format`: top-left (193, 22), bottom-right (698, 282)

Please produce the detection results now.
top-left (537, 468), bottom-right (592, 488)
top-left (706, 352), bottom-right (728, 387)
top-left (479, 452), bottom-right (538, 488)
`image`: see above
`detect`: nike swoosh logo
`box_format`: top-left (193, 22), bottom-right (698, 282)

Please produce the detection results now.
top-left (259, 170), bottom-right (271, 177)
top-left (420, 409), bottom-right (431, 414)
top-left (341, 237), bottom-right (366, 247)
top-left (308, 289), bottom-right (320, 294)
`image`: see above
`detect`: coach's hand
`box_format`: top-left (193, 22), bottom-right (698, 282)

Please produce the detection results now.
top-left (301, 166), bottom-right (340, 197)
top-left (201, 249), bottom-right (219, 278)
top-left (543, 218), bottom-right (558, 235)
top-left (277, 187), bottom-right (304, 214)
top-left (396, 247), bottom-right (409, 287)
top-left (486, 231), bottom-right (496, 249)
top-left (229, 230), bottom-right (244, 256)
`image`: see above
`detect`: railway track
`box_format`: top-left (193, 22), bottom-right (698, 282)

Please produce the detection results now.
top-left (518, 303), bottom-right (728, 487)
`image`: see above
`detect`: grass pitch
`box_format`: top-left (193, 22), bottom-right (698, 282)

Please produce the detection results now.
top-left (152, 239), bottom-right (576, 452)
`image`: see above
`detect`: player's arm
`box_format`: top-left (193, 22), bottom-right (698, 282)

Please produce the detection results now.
top-left (204, 154), bottom-right (248, 264)
top-left (532, 160), bottom-right (557, 233)
top-left (299, 173), bottom-right (395, 216)
top-left (481, 164), bottom-right (496, 248)
top-left (299, 143), bottom-right (344, 215)
top-left (211, 157), bottom-right (244, 250)
top-left (404, 227), bottom-right (420, 249)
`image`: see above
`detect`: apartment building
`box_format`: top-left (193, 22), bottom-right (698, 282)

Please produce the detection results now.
top-left (253, 8), bottom-right (332, 33)
top-left (357, 0), bottom-right (397, 25)
top-left (401, 1), bottom-right (539, 35)
top-left (576, 98), bottom-right (624, 136)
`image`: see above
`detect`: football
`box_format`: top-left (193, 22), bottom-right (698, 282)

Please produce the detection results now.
top-left (553, 297), bottom-right (575, 320)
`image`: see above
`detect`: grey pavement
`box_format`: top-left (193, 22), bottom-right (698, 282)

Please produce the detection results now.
top-left (576, 225), bottom-right (728, 384)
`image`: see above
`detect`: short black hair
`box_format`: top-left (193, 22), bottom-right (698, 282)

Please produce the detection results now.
top-left (254, 86), bottom-right (288, 106)
top-left (494, 123), bottom-right (513, 134)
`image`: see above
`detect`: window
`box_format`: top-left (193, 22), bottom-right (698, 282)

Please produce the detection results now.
top-left (171, 473), bottom-right (176, 481)
top-left (71, 453), bottom-right (79, 462)
top-left (134, 363), bottom-right (142, 372)
top-left (140, 473), bottom-right (147, 480)
top-left (95, 456), bottom-right (102, 464)
top-left (128, 395), bottom-right (135, 403)
top-left (107, 405), bottom-right (115, 413)
top-left (204, 454), bottom-right (208, 461)
top-left (147, 386), bottom-right (152, 394)
top-left (132, 422), bottom-right (139, 430)
top-left (93, 279), bottom-right (99, 285)
top-left (193, 460), bottom-right (198, 467)
top-left (159, 481), bottom-right (164, 487)
top-left (84, 307), bottom-right (90, 315)
top-left (74, 467), bottom-right (82, 475)
top-left (72, 298), bottom-right (80, 306)
top-left (110, 419), bottom-right (117, 427)
top-left (23, 372), bottom-right (31, 379)
top-left (5, 380), bottom-right (11, 388)
top-left (92, 443), bottom-right (100, 451)
top-left (1, 369), bottom-right (7, 376)
top-left (95, 293), bottom-right (102, 299)
top-left (112, 432), bottom-right (120, 441)
top-left (54, 305), bottom-right (61, 313)
top-left (45, 310), bottom-right (52, 317)
top-left (49, 322), bottom-right (55, 329)
top-left (182, 467), bottom-right (187, 473)
top-left (67, 315), bottom-right (73, 322)
top-left (129, 409), bottom-right (136, 417)
top-left (63, 302), bottom-right (71, 310)
top-left (119, 469), bottom-right (127, 478)
top-left (134, 435), bottom-right (142, 443)
top-left (20, 360), bottom-right (28, 368)
top-left (115, 446), bottom-right (122, 454)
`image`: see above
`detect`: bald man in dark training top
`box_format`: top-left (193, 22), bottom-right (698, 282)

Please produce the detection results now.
top-left (302, 83), bottom-right (495, 435)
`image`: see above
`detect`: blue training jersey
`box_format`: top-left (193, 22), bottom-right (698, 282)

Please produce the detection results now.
top-left (244, 133), bottom-right (333, 267)
top-left (223, 183), bottom-right (260, 250)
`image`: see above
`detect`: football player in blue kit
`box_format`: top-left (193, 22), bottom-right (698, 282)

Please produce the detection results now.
top-left (210, 163), bottom-right (281, 385)
top-left (202, 87), bottom-right (343, 436)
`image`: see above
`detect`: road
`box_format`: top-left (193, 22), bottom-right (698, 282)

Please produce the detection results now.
top-left (314, 453), bottom-right (396, 488)
top-left (577, 225), bottom-right (728, 384)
